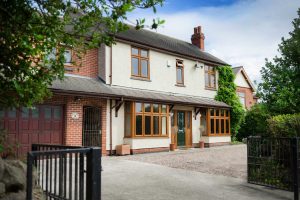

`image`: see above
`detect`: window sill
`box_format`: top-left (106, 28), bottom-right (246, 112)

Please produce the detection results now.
top-left (205, 87), bottom-right (217, 91)
top-left (175, 84), bottom-right (185, 87)
top-left (130, 76), bottom-right (151, 82)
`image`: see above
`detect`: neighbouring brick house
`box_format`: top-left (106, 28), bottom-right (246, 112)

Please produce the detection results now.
top-left (1, 26), bottom-right (234, 157)
top-left (232, 66), bottom-right (258, 110)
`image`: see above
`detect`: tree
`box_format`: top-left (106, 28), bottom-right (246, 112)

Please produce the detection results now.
top-left (258, 8), bottom-right (300, 114)
top-left (0, 0), bottom-right (164, 108)
top-left (215, 66), bottom-right (245, 138)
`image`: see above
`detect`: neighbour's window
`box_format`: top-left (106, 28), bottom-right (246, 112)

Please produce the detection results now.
top-left (237, 92), bottom-right (246, 108)
top-left (64, 49), bottom-right (72, 64)
top-left (125, 102), bottom-right (169, 137)
top-left (176, 60), bottom-right (184, 85)
top-left (205, 66), bottom-right (216, 89)
top-left (208, 109), bottom-right (230, 136)
top-left (131, 47), bottom-right (149, 79)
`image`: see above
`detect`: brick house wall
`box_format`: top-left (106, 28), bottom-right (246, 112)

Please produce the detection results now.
top-left (236, 86), bottom-right (256, 110)
top-left (65, 48), bottom-right (99, 78)
top-left (44, 95), bottom-right (107, 155)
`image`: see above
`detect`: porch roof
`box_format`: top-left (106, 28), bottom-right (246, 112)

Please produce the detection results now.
top-left (50, 76), bottom-right (230, 109)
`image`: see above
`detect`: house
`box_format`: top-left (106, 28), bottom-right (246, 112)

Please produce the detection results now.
top-left (232, 66), bottom-right (258, 109)
top-left (0, 26), bottom-right (232, 156)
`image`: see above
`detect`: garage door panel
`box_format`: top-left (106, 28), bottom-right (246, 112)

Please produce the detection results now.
top-left (0, 120), bottom-right (4, 129)
top-left (20, 133), bottom-right (29, 144)
top-left (31, 120), bottom-right (39, 130)
top-left (8, 120), bottom-right (17, 131)
top-left (31, 133), bottom-right (38, 143)
top-left (21, 120), bottom-right (29, 130)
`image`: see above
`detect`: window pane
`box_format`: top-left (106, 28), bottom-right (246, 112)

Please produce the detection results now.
top-left (135, 115), bottom-right (142, 135)
top-left (131, 48), bottom-right (138, 56)
top-left (64, 50), bottom-right (72, 63)
top-left (153, 116), bottom-right (159, 135)
top-left (210, 109), bottom-right (214, 117)
top-left (0, 108), bottom-right (4, 118)
top-left (135, 103), bottom-right (142, 113)
top-left (200, 110), bottom-right (207, 136)
top-left (210, 74), bottom-right (215, 87)
top-left (187, 112), bottom-right (191, 128)
top-left (226, 119), bottom-right (230, 133)
top-left (153, 104), bottom-right (159, 113)
top-left (171, 111), bottom-right (174, 126)
top-left (141, 60), bottom-right (148, 77)
top-left (132, 57), bottom-right (139, 76)
top-left (8, 108), bottom-right (16, 118)
top-left (54, 107), bottom-right (61, 120)
top-left (45, 107), bottom-right (51, 119)
top-left (176, 68), bottom-right (183, 83)
top-left (216, 119), bottom-right (219, 134)
top-left (141, 50), bottom-right (148, 57)
top-left (125, 113), bottom-right (131, 137)
top-left (22, 107), bottom-right (29, 118)
top-left (161, 116), bottom-right (167, 135)
top-left (215, 110), bottom-right (219, 116)
top-left (210, 119), bottom-right (214, 134)
top-left (205, 65), bottom-right (208, 71)
top-left (46, 48), bottom-right (56, 61)
top-left (221, 109), bottom-right (225, 116)
top-left (161, 105), bottom-right (167, 113)
top-left (144, 103), bottom-right (151, 112)
top-left (221, 119), bottom-right (225, 134)
top-left (205, 72), bottom-right (209, 86)
top-left (32, 108), bottom-right (39, 118)
top-left (145, 116), bottom-right (151, 135)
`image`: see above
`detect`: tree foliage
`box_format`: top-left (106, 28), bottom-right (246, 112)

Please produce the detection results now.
top-left (237, 103), bottom-right (271, 140)
top-left (267, 113), bottom-right (300, 137)
top-left (0, 0), bottom-right (164, 108)
top-left (258, 8), bottom-right (300, 114)
top-left (215, 66), bottom-right (245, 137)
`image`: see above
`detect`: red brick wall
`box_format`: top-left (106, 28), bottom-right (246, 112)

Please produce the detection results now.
top-left (236, 87), bottom-right (257, 110)
top-left (43, 95), bottom-right (107, 155)
top-left (65, 48), bottom-right (99, 78)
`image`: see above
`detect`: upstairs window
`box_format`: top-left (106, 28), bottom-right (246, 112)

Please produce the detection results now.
top-left (205, 66), bottom-right (216, 89)
top-left (131, 47), bottom-right (149, 79)
top-left (176, 60), bottom-right (184, 85)
top-left (237, 92), bottom-right (246, 108)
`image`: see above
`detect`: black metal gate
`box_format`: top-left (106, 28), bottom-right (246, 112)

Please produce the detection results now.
top-left (247, 136), bottom-right (300, 200)
top-left (26, 144), bottom-right (101, 200)
top-left (83, 107), bottom-right (101, 147)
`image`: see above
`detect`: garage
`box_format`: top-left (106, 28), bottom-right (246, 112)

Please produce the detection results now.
top-left (0, 105), bottom-right (64, 157)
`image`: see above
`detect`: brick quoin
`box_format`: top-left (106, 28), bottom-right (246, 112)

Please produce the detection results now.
top-left (44, 95), bottom-right (107, 156)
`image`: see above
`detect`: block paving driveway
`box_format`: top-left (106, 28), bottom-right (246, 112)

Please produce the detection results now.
top-left (102, 145), bottom-right (293, 200)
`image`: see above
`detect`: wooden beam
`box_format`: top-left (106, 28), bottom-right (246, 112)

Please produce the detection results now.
top-left (112, 97), bottom-right (124, 117)
top-left (169, 104), bottom-right (174, 113)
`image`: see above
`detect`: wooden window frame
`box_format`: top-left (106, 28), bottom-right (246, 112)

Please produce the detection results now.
top-left (131, 47), bottom-right (150, 79)
top-left (176, 60), bottom-right (184, 85)
top-left (124, 102), bottom-right (169, 138)
top-left (207, 108), bottom-right (230, 136)
top-left (205, 65), bottom-right (216, 89)
top-left (237, 91), bottom-right (246, 108)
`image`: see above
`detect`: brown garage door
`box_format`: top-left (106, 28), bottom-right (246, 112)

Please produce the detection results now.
top-left (0, 105), bottom-right (63, 157)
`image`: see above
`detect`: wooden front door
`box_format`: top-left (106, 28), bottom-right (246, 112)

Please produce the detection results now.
top-left (171, 110), bottom-right (192, 148)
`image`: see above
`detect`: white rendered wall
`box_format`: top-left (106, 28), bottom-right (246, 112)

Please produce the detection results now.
top-left (201, 136), bottom-right (231, 143)
top-left (234, 71), bottom-right (250, 88)
top-left (123, 138), bottom-right (171, 149)
top-left (110, 42), bottom-right (218, 99)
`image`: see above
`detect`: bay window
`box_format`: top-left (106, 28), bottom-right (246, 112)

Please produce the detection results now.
top-left (208, 109), bottom-right (230, 136)
top-left (125, 102), bottom-right (169, 137)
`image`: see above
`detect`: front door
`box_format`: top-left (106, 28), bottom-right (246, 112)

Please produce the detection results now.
top-left (177, 111), bottom-right (185, 146)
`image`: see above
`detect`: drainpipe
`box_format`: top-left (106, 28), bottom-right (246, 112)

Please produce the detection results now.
top-left (109, 45), bottom-right (112, 86)
top-left (109, 99), bottom-right (113, 155)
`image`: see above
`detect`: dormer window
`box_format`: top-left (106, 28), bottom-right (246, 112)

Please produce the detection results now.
top-left (205, 65), bottom-right (216, 89)
top-left (176, 60), bottom-right (184, 85)
top-left (131, 47), bottom-right (149, 79)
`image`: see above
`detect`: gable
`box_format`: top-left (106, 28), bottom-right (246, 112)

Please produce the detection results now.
top-left (234, 71), bottom-right (251, 88)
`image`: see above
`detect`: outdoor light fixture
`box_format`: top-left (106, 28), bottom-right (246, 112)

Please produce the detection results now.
top-left (167, 60), bottom-right (171, 67)
top-left (194, 61), bottom-right (204, 69)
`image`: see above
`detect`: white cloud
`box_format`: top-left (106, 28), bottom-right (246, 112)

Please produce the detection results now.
top-left (128, 0), bottom-right (300, 83)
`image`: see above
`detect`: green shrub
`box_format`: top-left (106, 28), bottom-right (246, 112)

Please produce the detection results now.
top-left (267, 113), bottom-right (300, 137)
top-left (237, 103), bottom-right (271, 141)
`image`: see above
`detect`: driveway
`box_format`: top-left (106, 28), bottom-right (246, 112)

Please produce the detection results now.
top-left (102, 145), bottom-right (293, 200)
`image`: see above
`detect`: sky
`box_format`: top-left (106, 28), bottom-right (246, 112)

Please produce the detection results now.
top-left (128, 0), bottom-right (300, 84)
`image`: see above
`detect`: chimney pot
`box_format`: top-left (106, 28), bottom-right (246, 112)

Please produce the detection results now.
top-left (191, 26), bottom-right (205, 51)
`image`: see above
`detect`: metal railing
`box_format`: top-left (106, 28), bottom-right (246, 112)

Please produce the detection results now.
top-left (26, 144), bottom-right (101, 200)
top-left (247, 136), bottom-right (300, 200)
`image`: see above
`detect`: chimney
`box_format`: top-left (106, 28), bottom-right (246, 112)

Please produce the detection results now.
top-left (191, 26), bottom-right (205, 51)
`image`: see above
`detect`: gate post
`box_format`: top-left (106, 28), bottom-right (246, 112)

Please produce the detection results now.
top-left (292, 138), bottom-right (299, 200)
top-left (86, 147), bottom-right (101, 200)
top-left (26, 153), bottom-right (33, 200)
